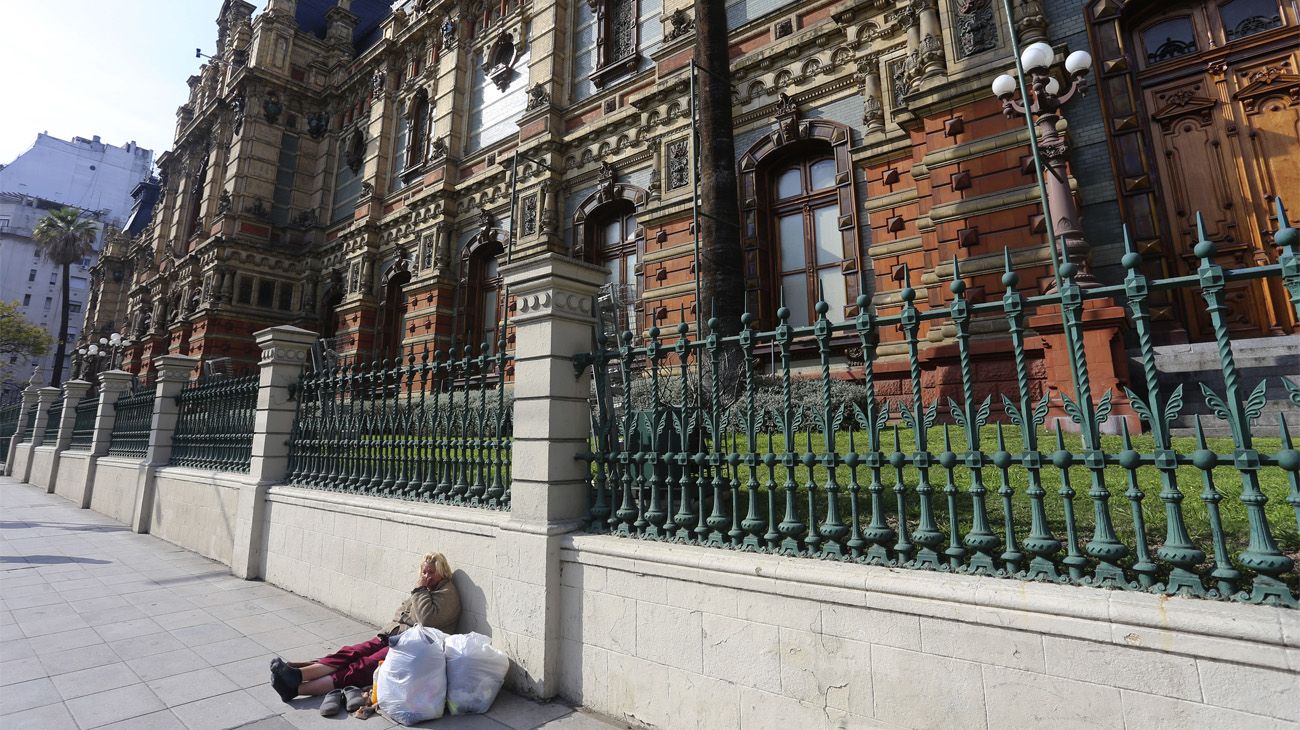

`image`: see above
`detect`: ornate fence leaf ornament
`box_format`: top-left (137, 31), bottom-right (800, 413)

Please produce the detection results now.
top-left (1199, 382), bottom-right (1232, 422)
top-left (1285, 377), bottom-right (1300, 408)
top-left (1058, 390), bottom-right (1083, 425)
top-left (1094, 389), bottom-right (1113, 425)
top-left (1243, 379), bottom-right (1269, 421)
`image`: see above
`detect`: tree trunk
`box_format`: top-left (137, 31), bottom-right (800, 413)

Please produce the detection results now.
top-left (694, 0), bottom-right (743, 336)
top-left (52, 261), bottom-right (71, 386)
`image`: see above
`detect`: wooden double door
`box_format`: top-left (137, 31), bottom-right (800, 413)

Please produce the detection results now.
top-left (1090, 0), bottom-right (1299, 338)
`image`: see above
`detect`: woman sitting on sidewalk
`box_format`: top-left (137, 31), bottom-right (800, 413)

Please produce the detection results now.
top-left (269, 552), bottom-right (461, 703)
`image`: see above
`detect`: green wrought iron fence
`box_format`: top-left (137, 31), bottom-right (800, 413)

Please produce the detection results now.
top-left (107, 380), bottom-right (156, 458)
top-left (169, 374), bottom-right (258, 472)
top-left (287, 344), bottom-right (513, 509)
top-left (17, 403), bottom-right (37, 442)
top-left (41, 401), bottom-right (64, 444)
top-left (578, 205), bottom-right (1300, 608)
top-left (0, 398), bottom-right (22, 463)
top-left (68, 395), bottom-right (99, 451)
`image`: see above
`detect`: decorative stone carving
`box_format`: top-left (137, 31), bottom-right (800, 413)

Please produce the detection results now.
top-left (665, 8), bottom-right (694, 41)
top-left (218, 190), bottom-right (232, 214)
top-left (484, 31), bottom-right (517, 91)
top-left (522, 195), bottom-right (538, 236)
top-left (371, 69), bottom-right (386, 99)
top-left (1013, 0), bottom-right (1048, 45)
top-left (441, 17), bottom-right (457, 49)
top-left (477, 207), bottom-right (495, 235)
top-left (231, 95), bottom-right (245, 134)
top-left (526, 83), bottom-right (550, 111)
top-left (667, 139), bottom-right (689, 190)
top-left (428, 137), bottom-right (448, 162)
top-left (596, 161), bottom-right (618, 202)
top-left (345, 129), bottom-right (365, 173)
top-left (246, 198), bottom-right (269, 219)
top-left (263, 93), bottom-right (283, 124)
top-left (307, 111), bottom-right (329, 139)
top-left (955, 0), bottom-right (998, 58)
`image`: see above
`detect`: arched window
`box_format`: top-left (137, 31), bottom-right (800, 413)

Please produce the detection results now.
top-left (462, 239), bottom-right (504, 350)
top-left (738, 118), bottom-right (861, 332)
top-left (1221, 0), bottom-right (1283, 40)
top-left (406, 91), bottom-right (430, 170)
top-left (588, 200), bottom-right (638, 332)
top-left (769, 156), bottom-right (844, 328)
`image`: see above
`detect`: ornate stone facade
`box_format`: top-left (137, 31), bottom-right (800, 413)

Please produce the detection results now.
top-left (81, 0), bottom-right (1300, 398)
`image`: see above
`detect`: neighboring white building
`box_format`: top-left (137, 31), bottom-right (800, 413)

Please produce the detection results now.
top-left (0, 134), bottom-right (152, 384)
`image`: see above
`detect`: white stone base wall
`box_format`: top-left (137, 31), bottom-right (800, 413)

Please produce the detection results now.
top-left (11, 443), bottom-right (33, 482)
top-left (88, 457), bottom-right (142, 526)
top-left (262, 487), bottom-right (504, 635)
top-left (29, 445), bottom-right (57, 491)
top-left (557, 536), bottom-right (1300, 730)
top-left (53, 451), bottom-right (93, 506)
top-left (149, 467), bottom-right (242, 567)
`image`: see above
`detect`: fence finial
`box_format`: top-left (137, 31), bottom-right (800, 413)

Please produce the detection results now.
top-left (1194, 211), bottom-right (1216, 260)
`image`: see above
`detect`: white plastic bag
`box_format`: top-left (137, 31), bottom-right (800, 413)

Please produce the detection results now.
top-left (374, 626), bottom-right (448, 726)
top-left (444, 632), bottom-right (510, 715)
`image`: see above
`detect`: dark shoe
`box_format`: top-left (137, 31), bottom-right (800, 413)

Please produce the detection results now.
top-left (270, 658), bottom-right (302, 688)
top-left (271, 672), bottom-right (297, 704)
top-left (343, 686), bottom-right (367, 712)
top-left (320, 689), bottom-right (346, 716)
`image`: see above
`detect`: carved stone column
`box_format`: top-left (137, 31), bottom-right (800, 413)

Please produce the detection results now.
top-left (857, 53), bottom-right (885, 133)
top-left (916, 0), bottom-right (946, 83)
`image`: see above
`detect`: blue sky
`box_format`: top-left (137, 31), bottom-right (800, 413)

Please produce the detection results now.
top-left (0, 1), bottom-right (265, 166)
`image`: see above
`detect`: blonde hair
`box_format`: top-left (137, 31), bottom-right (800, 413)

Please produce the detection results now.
top-left (421, 552), bottom-right (451, 582)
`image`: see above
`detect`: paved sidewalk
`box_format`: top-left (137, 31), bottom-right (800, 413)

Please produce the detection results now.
top-left (0, 478), bottom-right (622, 730)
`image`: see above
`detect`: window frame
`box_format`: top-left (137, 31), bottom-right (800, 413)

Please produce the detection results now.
top-left (589, 0), bottom-right (642, 88)
top-left (769, 156), bottom-right (844, 328)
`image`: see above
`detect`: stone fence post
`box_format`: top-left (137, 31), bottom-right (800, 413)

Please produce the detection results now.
top-left (39, 380), bottom-right (92, 493)
top-left (3, 385), bottom-right (38, 475)
top-left (29, 387), bottom-right (60, 448)
top-left (130, 355), bottom-right (199, 534)
top-left (73, 370), bottom-right (135, 509)
top-left (19, 387), bottom-right (60, 483)
top-left (56, 380), bottom-right (92, 451)
top-left (230, 325), bottom-right (317, 579)
top-left (496, 253), bottom-right (607, 697)
top-left (92, 371), bottom-right (135, 457)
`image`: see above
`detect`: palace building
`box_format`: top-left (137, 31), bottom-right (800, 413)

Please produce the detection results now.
top-left (85, 0), bottom-right (1299, 399)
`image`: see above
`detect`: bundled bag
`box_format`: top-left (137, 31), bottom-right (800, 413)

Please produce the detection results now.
top-left (374, 626), bottom-right (448, 725)
top-left (444, 632), bottom-right (510, 715)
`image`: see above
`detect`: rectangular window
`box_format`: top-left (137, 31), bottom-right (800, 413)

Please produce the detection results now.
top-left (237, 276), bottom-right (254, 304)
top-left (22, 294), bottom-right (30, 306)
top-left (331, 142), bottom-right (364, 223)
top-left (28, 269), bottom-right (36, 282)
top-left (465, 44), bottom-right (530, 155)
top-left (71, 276), bottom-right (88, 290)
top-left (68, 302), bottom-right (82, 313)
top-left (49, 273), bottom-right (57, 285)
top-left (257, 279), bottom-right (276, 309)
top-left (271, 133), bottom-right (300, 226)
top-left (0, 215), bottom-right (10, 229)
top-left (43, 297), bottom-right (52, 310)
top-left (277, 283), bottom-right (294, 311)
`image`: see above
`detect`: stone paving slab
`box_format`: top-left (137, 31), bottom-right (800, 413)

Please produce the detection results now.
top-left (0, 478), bottom-right (626, 730)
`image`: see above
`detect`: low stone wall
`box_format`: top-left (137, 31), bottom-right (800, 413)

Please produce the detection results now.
top-left (10, 442), bottom-right (33, 482)
top-left (52, 451), bottom-right (93, 507)
top-left (88, 456), bottom-right (142, 526)
top-left (557, 536), bottom-right (1299, 730)
top-left (28, 445), bottom-right (58, 492)
top-left (262, 487), bottom-right (503, 636)
top-left (149, 467), bottom-right (242, 567)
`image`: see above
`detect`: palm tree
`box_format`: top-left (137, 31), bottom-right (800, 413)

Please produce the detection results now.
top-left (32, 206), bottom-right (98, 386)
top-left (695, 0), bottom-right (743, 335)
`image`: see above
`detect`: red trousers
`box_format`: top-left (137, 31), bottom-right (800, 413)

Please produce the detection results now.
top-left (317, 635), bottom-right (388, 688)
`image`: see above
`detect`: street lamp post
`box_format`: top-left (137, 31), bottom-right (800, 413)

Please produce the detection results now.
top-left (992, 43), bottom-right (1096, 289)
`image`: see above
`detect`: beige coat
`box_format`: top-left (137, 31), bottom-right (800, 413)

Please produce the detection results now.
top-left (382, 578), bottom-right (461, 637)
